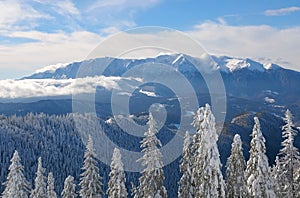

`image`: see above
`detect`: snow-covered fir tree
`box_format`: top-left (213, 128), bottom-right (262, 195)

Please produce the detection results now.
top-left (134, 112), bottom-right (168, 198)
top-left (294, 169), bottom-right (300, 198)
top-left (191, 104), bottom-right (225, 198)
top-left (107, 148), bottom-right (128, 198)
top-left (189, 107), bottom-right (204, 194)
top-left (47, 172), bottom-right (57, 198)
top-left (272, 156), bottom-right (281, 196)
top-left (79, 135), bottom-right (103, 198)
top-left (61, 176), bottom-right (77, 198)
top-left (225, 134), bottom-right (248, 198)
top-left (245, 117), bottom-right (276, 198)
top-left (178, 131), bottom-right (195, 198)
top-left (273, 109), bottom-right (300, 197)
top-left (30, 157), bottom-right (47, 198)
top-left (2, 150), bottom-right (31, 198)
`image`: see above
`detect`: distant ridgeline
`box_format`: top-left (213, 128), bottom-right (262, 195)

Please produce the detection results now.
top-left (0, 106), bottom-right (299, 197)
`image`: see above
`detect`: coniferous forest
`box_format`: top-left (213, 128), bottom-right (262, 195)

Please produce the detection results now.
top-left (0, 104), bottom-right (299, 197)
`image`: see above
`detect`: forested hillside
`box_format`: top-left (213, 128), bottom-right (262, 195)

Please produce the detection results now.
top-left (0, 107), bottom-right (299, 197)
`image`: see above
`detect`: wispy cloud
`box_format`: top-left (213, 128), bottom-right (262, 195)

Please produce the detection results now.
top-left (88, 0), bottom-right (160, 11)
top-left (33, 0), bottom-right (80, 16)
top-left (264, 6), bottom-right (300, 16)
top-left (0, 0), bottom-right (49, 30)
top-left (84, 0), bottom-right (161, 30)
top-left (56, 0), bottom-right (80, 16)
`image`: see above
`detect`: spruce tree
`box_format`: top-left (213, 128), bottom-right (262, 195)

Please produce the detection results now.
top-left (61, 176), bottom-right (77, 198)
top-left (225, 134), bottom-right (248, 197)
top-left (271, 156), bottom-right (281, 196)
top-left (178, 131), bottom-right (195, 198)
top-left (47, 172), bottom-right (57, 198)
top-left (274, 109), bottom-right (300, 197)
top-left (294, 168), bottom-right (300, 198)
top-left (79, 135), bottom-right (103, 198)
top-left (245, 117), bottom-right (275, 197)
top-left (134, 112), bottom-right (167, 198)
top-left (107, 148), bottom-right (128, 198)
top-left (190, 107), bottom-right (204, 194)
top-left (30, 157), bottom-right (47, 198)
top-left (2, 150), bottom-right (31, 198)
top-left (192, 104), bottom-right (225, 198)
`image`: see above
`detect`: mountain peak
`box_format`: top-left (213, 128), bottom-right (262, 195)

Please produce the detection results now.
top-left (212, 56), bottom-right (265, 72)
top-left (263, 63), bottom-right (282, 70)
top-left (212, 55), bottom-right (283, 73)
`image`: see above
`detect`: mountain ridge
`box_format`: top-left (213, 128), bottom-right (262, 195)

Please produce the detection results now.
top-left (24, 53), bottom-right (290, 80)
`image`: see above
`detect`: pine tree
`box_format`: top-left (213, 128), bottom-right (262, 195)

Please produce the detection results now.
top-left (225, 134), bottom-right (248, 197)
top-left (274, 109), bottom-right (300, 197)
top-left (178, 131), bottom-right (195, 198)
top-left (192, 104), bottom-right (225, 198)
top-left (47, 172), bottom-right (57, 198)
top-left (2, 150), bottom-right (31, 198)
top-left (79, 135), bottom-right (103, 198)
top-left (245, 117), bottom-right (276, 197)
top-left (61, 176), bottom-right (77, 198)
top-left (134, 112), bottom-right (168, 198)
top-left (107, 148), bottom-right (128, 198)
top-left (30, 157), bottom-right (47, 198)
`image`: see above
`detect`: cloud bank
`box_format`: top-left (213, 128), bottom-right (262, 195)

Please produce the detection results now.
top-left (0, 76), bottom-right (141, 99)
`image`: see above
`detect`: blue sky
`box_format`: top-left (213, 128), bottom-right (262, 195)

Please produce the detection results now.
top-left (0, 0), bottom-right (300, 79)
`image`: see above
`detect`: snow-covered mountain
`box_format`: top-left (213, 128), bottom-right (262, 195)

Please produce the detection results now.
top-left (24, 53), bottom-right (283, 79)
top-left (0, 53), bottom-right (299, 124)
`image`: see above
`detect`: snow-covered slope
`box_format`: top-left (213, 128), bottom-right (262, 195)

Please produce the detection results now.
top-left (26, 54), bottom-right (283, 80)
top-left (211, 55), bottom-right (282, 73)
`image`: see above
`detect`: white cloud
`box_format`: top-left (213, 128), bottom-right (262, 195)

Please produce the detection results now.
top-left (0, 0), bottom-right (48, 30)
top-left (264, 6), bottom-right (300, 16)
top-left (0, 31), bottom-right (103, 78)
top-left (55, 0), bottom-right (80, 16)
top-left (187, 21), bottom-right (300, 71)
top-left (33, 0), bottom-right (80, 16)
top-left (0, 76), bottom-right (141, 99)
top-left (100, 26), bottom-right (121, 35)
top-left (35, 62), bottom-right (70, 73)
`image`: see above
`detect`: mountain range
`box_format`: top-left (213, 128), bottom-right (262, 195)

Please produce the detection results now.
top-left (1, 53), bottom-right (299, 124)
